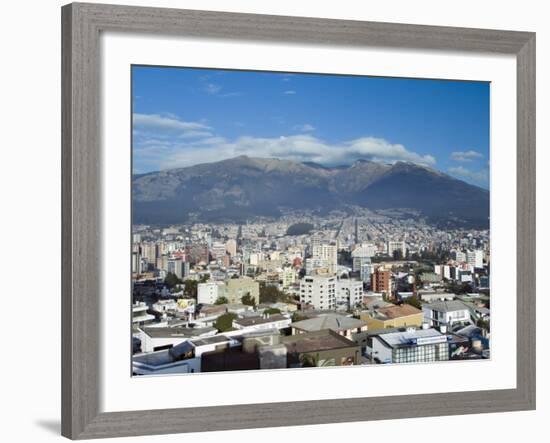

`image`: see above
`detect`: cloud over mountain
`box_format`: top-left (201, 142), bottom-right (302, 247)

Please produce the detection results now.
top-left (132, 113), bottom-right (436, 173)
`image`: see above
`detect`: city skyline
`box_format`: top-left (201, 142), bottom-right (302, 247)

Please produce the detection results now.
top-left (132, 66), bottom-right (490, 188)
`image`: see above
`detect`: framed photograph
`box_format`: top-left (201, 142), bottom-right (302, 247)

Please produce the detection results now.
top-left (62, 2), bottom-right (536, 439)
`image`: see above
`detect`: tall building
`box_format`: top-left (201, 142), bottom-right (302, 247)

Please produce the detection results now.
top-left (280, 267), bottom-right (297, 290)
top-left (312, 243), bottom-right (338, 275)
top-left (300, 275), bottom-right (337, 310)
top-left (360, 261), bottom-right (374, 283)
top-left (336, 279), bottom-right (364, 309)
top-left (466, 250), bottom-right (483, 268)
top-left (210, 242), bottom-right (227, 260)
top-left (141, 242), bottom-right (158, 264)
top-left (305, 257), bottom-right (329, 275)
top-left (186, 243), bottom-right (209, 265)
top-left (167, 258), bottom-right (186, 279)
top-left (352, 243), bottom-right (376, 271)
top-left (387, 241), bottom-right (406, 259)
top-left (452, 250), bottom-right (467, 263)
top-left (197, 281), bottom-right (223, 305)
top-left (371, 269), bottom-right (392, 293)
top-left (226, 239), bottom-right (237, 257)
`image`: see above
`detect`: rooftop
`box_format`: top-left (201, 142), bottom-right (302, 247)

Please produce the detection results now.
top-left (373, 328), bottom-right (446, 349)
top-left (190, 335), bottom-right (231, 347)
top-left (282, 329), bottom-right (358, 353)
top-left (141, 326), bottom-right (217, 339)
top-left (291, 313), bottom-right (367, 332)
top-left (424, 300), bottom-right (469, 313)
top-left (373, 304), bottom-right (422, 320)
top-left (233, 314), bottom-right (289, 327)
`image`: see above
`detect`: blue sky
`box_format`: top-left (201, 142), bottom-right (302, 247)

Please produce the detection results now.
top-left (132, 65), bottom-right (490, 188)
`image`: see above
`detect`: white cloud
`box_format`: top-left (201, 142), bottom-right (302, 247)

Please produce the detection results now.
top-left (132, 114), bottom-right (437, 173)
top-left (135, 134), bottom-right (436, 171)
top-left (448, 166), bottom-right (489, 185)
top-left (293, 123), bottom-right (315, 132)
top-left (450, 150), bottom-right (483, 162)
top-left (283, 90), bottom-right (296, 95)
top-left (204, 83), bottom-right (222, 95)
top-left (133, 113), bottom-right (210, 135)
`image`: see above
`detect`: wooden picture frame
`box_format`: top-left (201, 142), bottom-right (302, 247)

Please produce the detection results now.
top-left (62, 2), bottom-right (535, 439)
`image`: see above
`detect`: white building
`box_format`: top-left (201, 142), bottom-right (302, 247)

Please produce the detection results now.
top-left (423, 300), bottom-right (472, 328)
top-left (466, 250), bottom-right (484, 268)
top-left (312, 243), bottom-right (338, 275)
top-left (299, 275), bottom-right (337, 310)
top-left (305, 257), bottom-right (329, 275)
top-left (387, 241), bottom-right (406, 258)
top-left (434, 264), bottom-right (452, 279)
top-left (336, 279), bottom-right (364, 309)
top-left (352, 243), bottom-right (376, 272)
top-left (232, 314), bottom-right (292, 332)
top-left (369, 327), bottom-right (450, 364)
top-left (197, 281), bottom-right (223, 304)
top-left (452, 250), bottom-right (467, 263)
top-left (132, 302), bottom-right (155, 326)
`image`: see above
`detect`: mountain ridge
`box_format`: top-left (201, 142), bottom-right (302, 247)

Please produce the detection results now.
top-left (132, 156), bottom-right (489, 228)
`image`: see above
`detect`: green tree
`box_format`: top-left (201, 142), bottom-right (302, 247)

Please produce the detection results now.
top-left (183, 279), bottom-right (198, 298)
top-left (214, 313), bottom-right (237, 332)
top-left (214, 296), bottom-right (229, 305)
top-left (300, 353), bottom-right (319, 367)
top-left (241, 293), bottom-right (256, 307)
top-left (164, 272), bottom-right (182, 289)
top-left (403, 296), bottom-right (422, 310)
top-left (263, 307), bottom-right (281, 316)
top-left (476, 318), bottom-right (490, 332)
top-left (392, 249), bottom-right (404, 261)
top-left (199, 274), bottom-right (210, 283)
top-left (259, 285), bottom-right (289, 303)
top-left (291, 312), bottom-right (308, 322)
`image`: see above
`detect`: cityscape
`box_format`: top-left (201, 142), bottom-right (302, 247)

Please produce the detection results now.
top-left (131, 67), bottom-right (490, 375)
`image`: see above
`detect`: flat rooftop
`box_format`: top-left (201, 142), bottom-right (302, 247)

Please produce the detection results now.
top-left (374, 328), bottom-right (446, 349)
top-left (282, 329), bottom-right (357, 353)
top-left (142, 326), bottom-right (216, 338)
top-left (234, 314), bottom-right (288, 327)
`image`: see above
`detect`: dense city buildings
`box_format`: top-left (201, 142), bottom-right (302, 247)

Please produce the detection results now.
top-left (131, 211), bottom-right (491, 374)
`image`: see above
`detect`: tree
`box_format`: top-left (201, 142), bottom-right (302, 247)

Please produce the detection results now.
top-left (214, 313), bottom-right (237, 332)
top-left (263, 307), bottom-right (281, 316)
top-left (292, 312), bottom-right (308, 322)
top-left (164, 272), bottom-right (182, 289)
top-left (259, 285), bottom-right (289, 303)
top-left (477, 318), bottom-right (490, 332)
top-left (199, 274), bottom-right (210, 283)
top-left (286, 222), bottom-right (314, 236)
top-left (300, 353), bottom-right (319, 367)
top-left (403, 296), bottom-right (422, 310)
top-left (241, 293), bottom-right (256, 307)
top-left (392, 249), bottom-right (403, 261)
top-left (214, 296), bottom-right (229, 305)
top-left (183, 279), bottom-right (198, 298)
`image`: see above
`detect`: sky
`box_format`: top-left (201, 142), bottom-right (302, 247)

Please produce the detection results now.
top-left (132, 65), bottom-right (490, 188)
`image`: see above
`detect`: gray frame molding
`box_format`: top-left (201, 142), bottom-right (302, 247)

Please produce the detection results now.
top-left (61, 2), bottom-right (536, 439)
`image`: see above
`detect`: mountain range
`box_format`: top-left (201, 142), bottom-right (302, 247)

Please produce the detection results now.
top-left (132, 156), bottom-right (489, 228)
